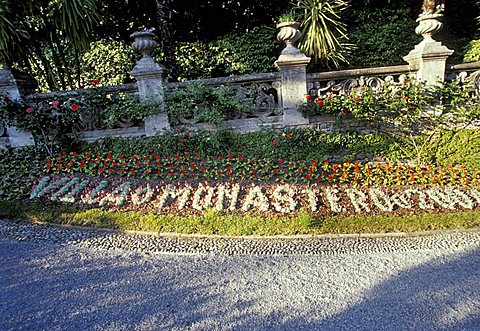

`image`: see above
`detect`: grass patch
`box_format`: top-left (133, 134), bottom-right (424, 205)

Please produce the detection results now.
top-left (1, 201), bottom-right (479, 236)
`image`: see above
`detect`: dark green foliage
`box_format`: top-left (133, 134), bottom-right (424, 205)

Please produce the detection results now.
top-left (82, 128), bottom-right (400, 163)
top-left (347, 14), bottom-right (419, 67)
top-left (429, 130), bottom-right (480, 169)
top-left (175, 26), bottom-right (281, 80)
top-left (165, 84), bottom-right (252, 125)
top-left (464, 40), bottom-right (480, 63)
top-left (0, 147), bottom-right (45, 201)
top-left (345, 4), bottom-right (420, 67)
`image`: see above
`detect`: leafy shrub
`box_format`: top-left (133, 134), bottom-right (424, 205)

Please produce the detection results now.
top-left (102, 94), bottom-right (160, 128)
top-left (82, 128), bottom-right (400, 164)
top-left (81, 38), bottom-right (137, 86)
top-left (175, 26), bottom-right (280, 80)
top-left (0, 96), bottom-right (80, 155)
top-left (165, 84), bottom-right (252, 126)
top-left (464, 39), bottom-right (480, 62)
top-left (429, 130), bottom-right (480, 169)
top-left (345, 8), bottom-right (419, 67)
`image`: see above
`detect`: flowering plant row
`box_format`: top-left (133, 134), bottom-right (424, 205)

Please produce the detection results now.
top-left (30, 174), bottom-right (480, 215)
top-left (45, 150), bottom-right (480, 186)
top-left (299, 78), bottom-right (478, 125)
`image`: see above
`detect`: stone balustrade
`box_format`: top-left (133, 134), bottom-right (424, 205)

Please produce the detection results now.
top-left (2, 9), bottom-right (480, 149)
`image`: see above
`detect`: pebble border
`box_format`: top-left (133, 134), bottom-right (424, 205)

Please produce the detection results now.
top-left (1, 219), bottom-right (480, 256)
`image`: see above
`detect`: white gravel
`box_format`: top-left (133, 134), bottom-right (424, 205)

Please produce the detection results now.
top-left (1, 221), bottom-right (479, 330)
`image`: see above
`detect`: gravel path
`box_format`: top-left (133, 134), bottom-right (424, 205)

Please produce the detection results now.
top-left (1, 219), bottom-right (480, 330)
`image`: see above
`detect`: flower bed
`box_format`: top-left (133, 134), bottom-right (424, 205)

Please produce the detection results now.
top-left (30, 170), bottom-right (480, 217)
top-left (45, 151), bottom-right (479, 186)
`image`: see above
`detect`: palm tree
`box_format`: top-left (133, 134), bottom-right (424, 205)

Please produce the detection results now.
top-left (293, 0), bottom-right (352, 68)
top-left (155, 0), bottom-right (178, 80)
top-left (0, 0), bottom-right (100, 91)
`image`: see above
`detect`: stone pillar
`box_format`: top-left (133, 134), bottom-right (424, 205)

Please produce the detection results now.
top-left (403, 13), bottom-right (453, 84)
top-left (275, 22), bottom-right (311, 126)
top-left (0, 66), bottom-right (36, 147)
top-left (129, 31), bottom-right (170, 136)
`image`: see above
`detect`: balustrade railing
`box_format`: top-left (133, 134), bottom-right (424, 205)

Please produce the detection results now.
top-left (167, 72), bottom-right (282, 121)
top-left (307, 64), bottom-right (418, 97)
top-left (446, 62), bottom-right (480, 97)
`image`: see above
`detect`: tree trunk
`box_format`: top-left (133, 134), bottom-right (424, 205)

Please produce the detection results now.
top-left (155, 0), bottom-right (178, 80)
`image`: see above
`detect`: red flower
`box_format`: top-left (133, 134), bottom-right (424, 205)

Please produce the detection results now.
top-left (228, 154), bottom-right (234, 160)
top-left (305, 94), bottom-right (313, 101)
top-left (179, 138), bottom-right (184, 143)
top-left (305, 174), bottom-right (311, 180)
top-left (25, 107), bottom-right (34, 113)
top-left (52, 101), bottom-right (60, 108)
top-left (286, 133), bottom-right (292, 138)
top-left (271, 140), bottom-right (276, 146)
top-left (91, 79), bottom-right (100, 85)
top-left (228, 173), bottom-right (233, 178)
top-left (312, 161), bottom-right (317, 167)
top-left (70, 103), bottom-right (80, 111)
top-left (354, 97), bottom-right (361, 102)
top-left (218, 156), bottom-right (223, 161)
top-left (403, 95), bottom-right (409, 101)
top-left (99, 167), bottom-right (104, 173)
top-left (314, 99), bottom-right (325, 106)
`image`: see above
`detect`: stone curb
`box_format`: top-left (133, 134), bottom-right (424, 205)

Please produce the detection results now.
top-left (3, 218), bottom-right (480, 256)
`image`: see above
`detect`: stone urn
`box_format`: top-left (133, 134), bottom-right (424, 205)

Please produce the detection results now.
top-left (415, 13), bottom-right (443, 41)
top-left (130, 31), bottom-right (157, 60)
top-left (276, 21), bottom-right (302, 48)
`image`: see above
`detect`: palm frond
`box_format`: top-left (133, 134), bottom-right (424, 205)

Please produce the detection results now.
top-left (294, 0), bottom-right (352, 68)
